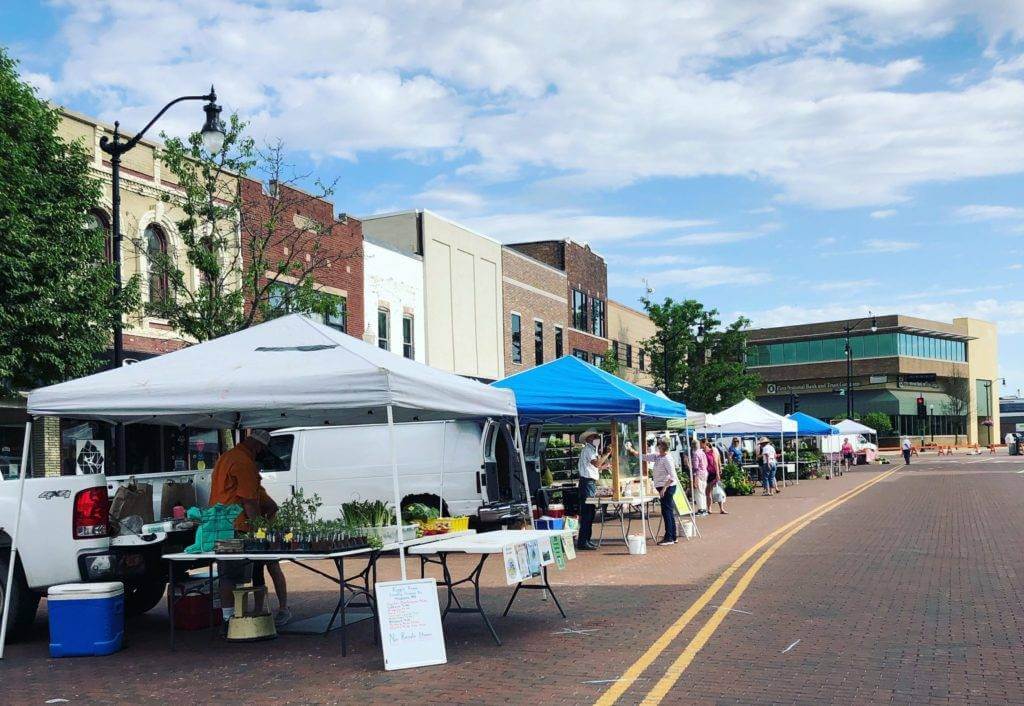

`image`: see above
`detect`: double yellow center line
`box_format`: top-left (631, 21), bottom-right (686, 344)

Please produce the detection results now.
top-left (595, 468), bottom-right (899, 706)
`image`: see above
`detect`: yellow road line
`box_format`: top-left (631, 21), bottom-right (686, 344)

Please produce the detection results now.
top-left (638, 468), bottom-right (897, 705)
top-left (594, 469), bottom-right (896, 706)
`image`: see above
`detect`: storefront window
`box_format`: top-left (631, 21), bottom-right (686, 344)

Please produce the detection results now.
top-left (0, 425), bottom-right (26, 480)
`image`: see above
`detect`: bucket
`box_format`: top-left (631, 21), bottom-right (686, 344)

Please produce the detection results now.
top-left (626, 534), bottom-right (647, 555)
top-left (680, 521), bottom-right (695, 539)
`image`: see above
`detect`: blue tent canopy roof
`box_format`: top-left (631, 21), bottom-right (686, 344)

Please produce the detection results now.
top-left (787, 411), bottom-right (839, 436)
top-left (492, 356), bottom-right (687, 423)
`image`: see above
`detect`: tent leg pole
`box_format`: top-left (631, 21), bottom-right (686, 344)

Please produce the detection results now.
top-left (386, 405), bottom-right (407, 581)
top-left (796, 430), bottom-right (800, 486)
top-left (637, 416), bottom-right (647, 545)
top-left (513, 420), bottom-right (535, 529)
top-left (1, 420), bottom-right (32, 660)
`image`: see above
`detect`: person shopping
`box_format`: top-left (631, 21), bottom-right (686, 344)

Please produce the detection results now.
top-left (576, 429), bottom-right (610, 550)
top-left (758, 437), bottom-right (778, 496)
top-left (702, 439), bottom-right (720, 511)
top-left (841, 437), bottom-right (855, 472)
top-left (691, 441), bottom-right (708, 517)
top-left (627, 439), bottom-right (679, 545)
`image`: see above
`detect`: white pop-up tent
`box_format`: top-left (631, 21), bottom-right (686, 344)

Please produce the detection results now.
top-left (2, 314), bottom-right (521, 656)
top-left (834, 419), bottom-right (877, 436)
top-left (693, 399), bottom-right (800, 487)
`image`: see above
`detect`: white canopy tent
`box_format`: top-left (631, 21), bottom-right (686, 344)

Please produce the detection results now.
top-left (2, 314), bottom-right (521, 657)
top-left (834, 419), bottom-right (877, 436)
top-left (692, 399), bottom-right (800, 488)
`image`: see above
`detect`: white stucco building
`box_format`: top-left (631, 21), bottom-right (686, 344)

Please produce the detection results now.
top-left (361, 238), bottom-right (426, 363)
top-left (361, 210), bottom-right (504, 381)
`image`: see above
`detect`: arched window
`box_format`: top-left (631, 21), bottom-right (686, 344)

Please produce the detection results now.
top-left (145, 224), bottom-right (168, 303)
top-left (87, 210), bottom-right (111, 262)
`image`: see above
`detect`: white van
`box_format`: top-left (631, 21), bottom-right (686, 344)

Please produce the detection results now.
top-left (259, 420), bottom-right (532, 521)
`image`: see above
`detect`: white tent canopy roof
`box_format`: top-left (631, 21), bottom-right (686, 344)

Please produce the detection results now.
top-left (694, 398), bottom-right (798, 435)
top-left (27, 314), bottom-right (517, 428)
top-left (834, 419), bottom-right (877, 435)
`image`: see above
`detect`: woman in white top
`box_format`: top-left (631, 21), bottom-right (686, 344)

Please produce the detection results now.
top-left (628, 439), bottom-right (678, 545)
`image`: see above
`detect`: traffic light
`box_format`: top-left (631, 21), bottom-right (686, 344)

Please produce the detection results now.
top-left (916, 396), bottom-right (927, 419)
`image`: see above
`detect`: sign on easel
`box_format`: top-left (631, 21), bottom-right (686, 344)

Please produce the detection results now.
top-left (376, 578), bottom-right (447, 670)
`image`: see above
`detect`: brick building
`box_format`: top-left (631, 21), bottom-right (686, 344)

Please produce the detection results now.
top-left (501, 247), bottom-right (569, 374)
top-left (508, 240), bottom-right (610, 366)
top-left (240, 179), bottom-right (364, 339)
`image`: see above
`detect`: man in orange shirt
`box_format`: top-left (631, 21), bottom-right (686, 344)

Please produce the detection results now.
top-left (209, 429), bottom-right (271, 624)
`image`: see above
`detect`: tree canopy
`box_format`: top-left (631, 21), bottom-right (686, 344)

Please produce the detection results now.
top-left (0, 48), bottom-right (136, 395)
top-left (640, 297), bottom-right (760, 413)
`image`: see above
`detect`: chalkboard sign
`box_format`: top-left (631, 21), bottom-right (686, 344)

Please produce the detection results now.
top-left (376, 578), bottom-right (447, 670)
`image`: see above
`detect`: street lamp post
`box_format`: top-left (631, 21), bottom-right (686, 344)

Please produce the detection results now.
top-left (99, 88), bottom-right (224, 473)
top-left (843, 312), bottom-right (877, 419)
top-left (980, 378), bottom-right (1006, 447)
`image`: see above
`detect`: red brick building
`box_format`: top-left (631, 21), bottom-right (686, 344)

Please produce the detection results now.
top-left (508, 239), bottom-right (610, 365)
top-left (501, 247), bottom-right (568, 374)
top-left (239, 178), bottom-right (364, 338)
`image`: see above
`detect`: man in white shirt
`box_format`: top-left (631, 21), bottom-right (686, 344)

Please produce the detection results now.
top-left (901, 436), bottom-right (912, 465)
top-left (576, 429), bottom-right (608, 550)
top-left (1006, 432), bottom-right (1016, 455)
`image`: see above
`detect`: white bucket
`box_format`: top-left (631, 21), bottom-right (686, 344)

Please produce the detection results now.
top-left (680, 521), bottom-right (696, 539)
top-left (626, 534), bottom-right (647, 555)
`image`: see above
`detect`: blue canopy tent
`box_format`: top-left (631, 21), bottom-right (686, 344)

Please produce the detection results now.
top-left (492, 355), bottom-right (686, 423)
top-left (493, 356), bottom-right (691, 543)
top-left (786, 412), bottom-right (840, 480)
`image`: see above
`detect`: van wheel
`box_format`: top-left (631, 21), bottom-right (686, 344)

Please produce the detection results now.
top-left (401, 495), bottom-right (450, 519)
top-left (124, 580), bottom-right (167, 616)
top-left (0, 553), bottom-right (41, 642)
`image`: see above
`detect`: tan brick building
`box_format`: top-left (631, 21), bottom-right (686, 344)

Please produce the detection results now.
top-left (747, 315), bottom-right (1000, 445)
top-left (501, 247), bottom-right (568, 374)
top-left (508, 240), bottom-right (610, 366)
top-left (607, 300), bottom-right (656, 387)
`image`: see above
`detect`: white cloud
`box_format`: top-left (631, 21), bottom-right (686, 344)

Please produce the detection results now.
top-left (864, 239), bottom-right (919, 253)
top-left (612, 265), bottom-right (769, 290)
top-left (32, 1), bottom-right (1024, 209)
top-left (461, 210), bottom-right (714, 244)
top-left (415, 188), bottom-right (485, 210)
top-left (1009, 263), bottom-right (1023, 270)
top-left (955, 204), bottom-right (1024, 221)
top-left (870, 209), bottom-right (897, 219)
top-left (741, 298), bottom-right (1024, 335)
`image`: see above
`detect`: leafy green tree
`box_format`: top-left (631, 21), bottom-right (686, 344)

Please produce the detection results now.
top-left (0, 49), bottom-right (137, 395)
top-left (640, 297), bottom-right (759, 412)
top-left (861, 411), bottom-right (893, 436)
top-left (598, 347), bottom-right (620, 375)
top-left (145, 119), bottom-right (353, 343)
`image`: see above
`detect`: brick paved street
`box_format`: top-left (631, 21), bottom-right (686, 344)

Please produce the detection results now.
top-left (4, 457), bottom-right (1024, 705)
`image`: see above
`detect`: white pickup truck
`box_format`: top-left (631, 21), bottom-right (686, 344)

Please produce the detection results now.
top-left (0, 468), bottom-right (210, 641)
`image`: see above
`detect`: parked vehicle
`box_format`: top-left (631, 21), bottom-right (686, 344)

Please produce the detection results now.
top-left (260, 420), bottom-right (531, 524)
top-left (0, 467), bottom-right (210, 641)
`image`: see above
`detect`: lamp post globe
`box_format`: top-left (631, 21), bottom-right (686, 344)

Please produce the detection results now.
top-left (200, 90), bottom-right (225, 154)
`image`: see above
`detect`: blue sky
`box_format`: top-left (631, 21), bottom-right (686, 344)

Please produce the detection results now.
top-left (3, 1), bottom-right (1023, 394)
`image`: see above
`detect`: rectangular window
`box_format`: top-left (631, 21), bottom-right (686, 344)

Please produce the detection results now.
top-left (572, 348), bottom-right (589, 362)
top-left (510, 313), bottom-right (522, 364)
top-left (877, 333), bottom-right (897, 357)
top-left (593, 353), bottom-right (604, 367)
top-left (612, 340), bottom-right (619, 362)
top-left (534, 320), bottom-right (544, 366)
top-left (626, 344), bottom-right (633, 368)
top-left (554, 326), bottom-right (564, 358)
top-left (591, 298), bottom-right (605, 337)
top-left (639, 348), bottom-right (645, 371)
top-left (267, 282), bottom-right (297, 314)
top-left (572, 290), bottom-right (589, 331)
top-left (324, 295), bottom-right (347, 332)
top-left (794, 340), bottom-right (809, 363)
top-left (807, 338), bottom-right (822, 362)
top-left (402, 314), bottom-right (414, 359)
top-left (378, 308), bottom-right (390, 351)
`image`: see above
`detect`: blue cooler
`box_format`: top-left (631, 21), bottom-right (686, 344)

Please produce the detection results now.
top-left (48, 582), bottom-right (125, 657)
